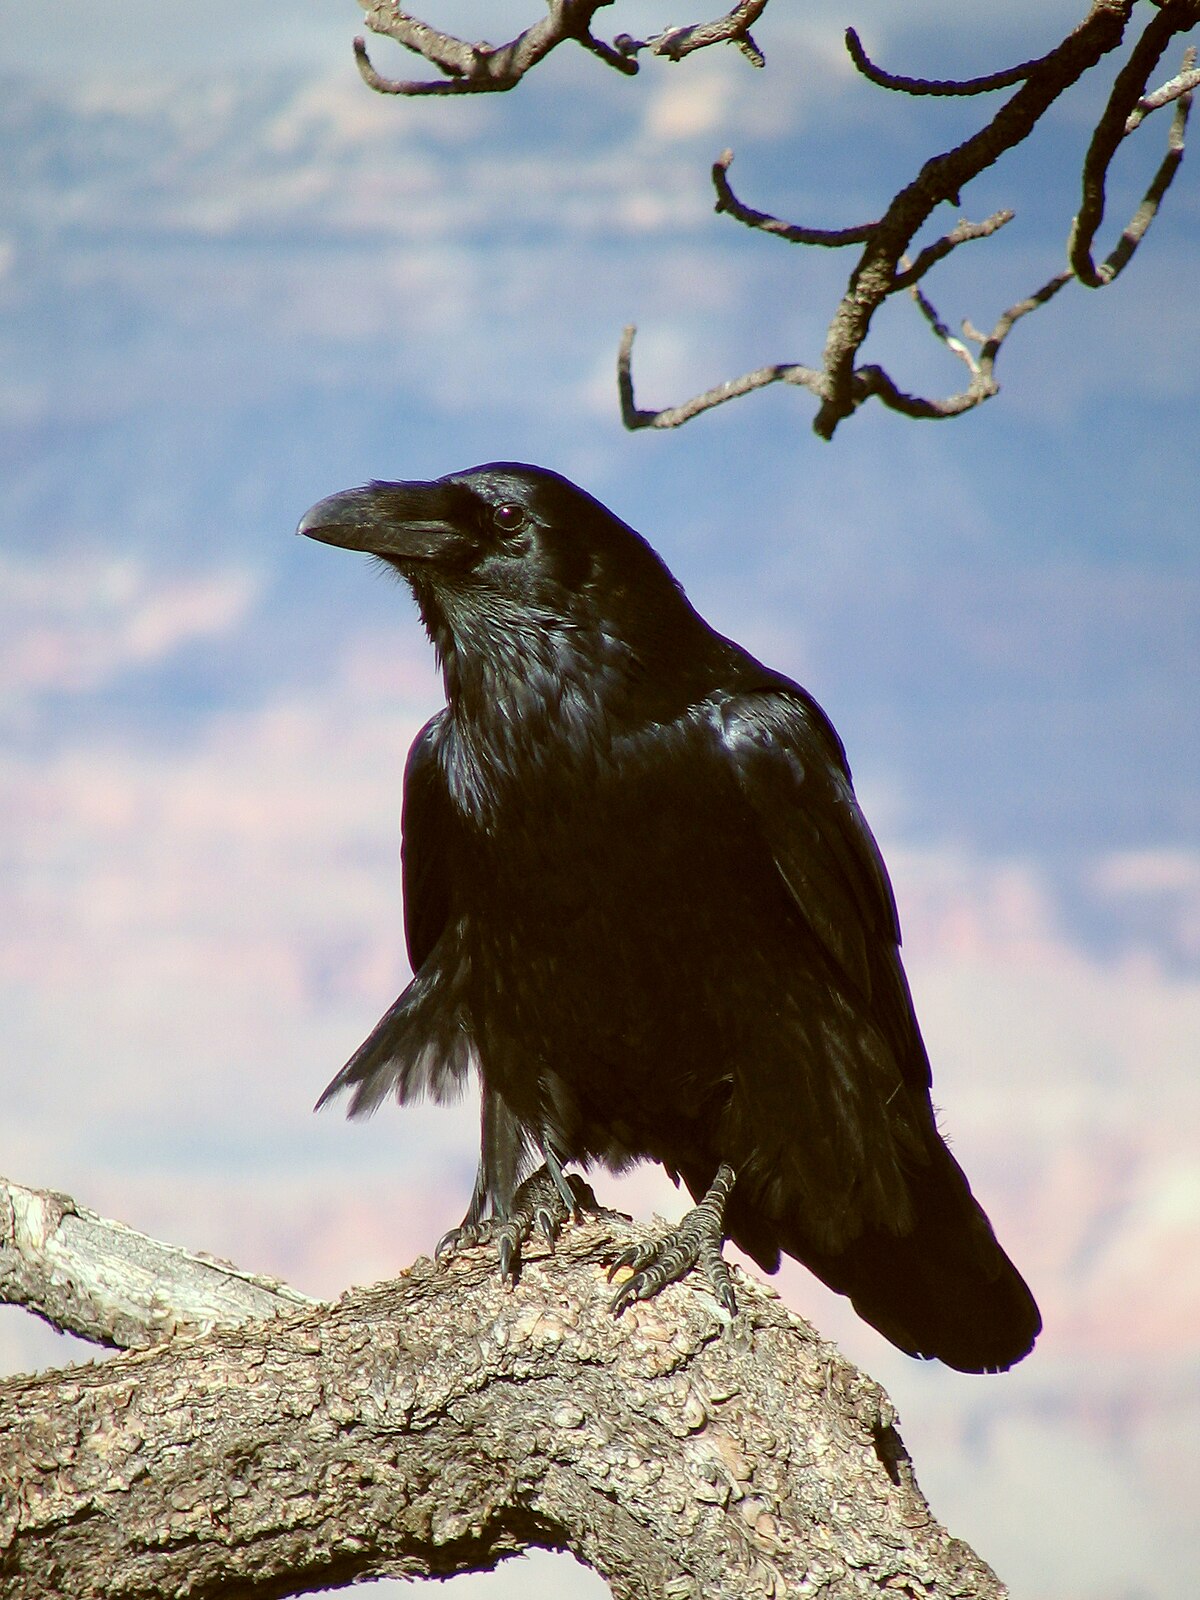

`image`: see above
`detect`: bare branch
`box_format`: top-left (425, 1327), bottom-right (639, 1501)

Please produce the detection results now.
top-left (850, 362), bottom-right (994, 421)
top-left (969, 270), bottom-right (1074, 359)
top-left (1105, 51), bottom-right (1195, 272)
top-left (0, 1173), bottom-right (311, 1350)
top-left (353, 0), bottom-right (771, 96)
top-left (624, 4), bottom-right (1199, 438)
top-left (345, 1), bottom-right (1195, 435)
top-left (891, 209), bottom-right (1016, 289)
top-left (913, 79), bottom-right (1192, 420)
top-left (1070, 4), bottom-right (1197, 286)
top-left (844, 24), bottom-right (1055, 98)
top-left (0, 1185), bottom-right (1008, 1600)
top-left (354, 0), bottom-right (630, 95)
top-left (617, 0), bottom-right (769, 67)
top-left (811, 0), bottom-right (1140, 438)
top-left (712, 150), bottom-right (877, 245)
top-left (619, 324), bottom-right (825, 429)
top-left (907, 276), bottom-right (988, 379)
top-left (1127, 55), bottom-right (1200, 128)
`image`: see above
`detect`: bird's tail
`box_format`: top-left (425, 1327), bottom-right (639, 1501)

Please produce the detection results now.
top-left (315, 966), bottom-right (474, 1117)
top-left (775, 1144), bottom-right (1041, 1374)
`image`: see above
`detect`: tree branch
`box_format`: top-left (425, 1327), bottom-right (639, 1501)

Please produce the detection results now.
top-left (843, 24), bottom-right (1053, 98)
top-left (352, 0), bottom-right (771, 96)
top-left (614, 0), bottom-right (769, 69)
top-left (1069, 3), bottom-right (1197, 285)
top-left (618, 324), bottom-right (825, 428)
top-left (0, 1173), bottom-right (311, 1351)
top-left (621, 3), bottom-right (1198, 437)
top-left (712, 150), bottom-right (877, 246)
top-left (1127, 57), bottom-right (1200, 128)
top-left (890, 210), bottom-right (1016, 290)
top-left (342, 2), bottom-right (1196, 435)
top-left (0, 1178), bottom-right (1008, 1600)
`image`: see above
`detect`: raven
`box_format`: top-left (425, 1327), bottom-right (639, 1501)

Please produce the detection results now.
top-left (299, 463), bottom-right (1040, 1373)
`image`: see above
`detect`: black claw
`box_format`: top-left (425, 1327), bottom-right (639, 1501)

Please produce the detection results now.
top-left (606, 1244), bottom-right (641, 1282)
top-left (497, 1229), bottom-right (516, 1282)
top-left (610, 1269), bottom-right (654, 1317)
top-left (605, 1163), bottom-right (738, 1318)
top-left (534, 1204), bottom-right (560, 1243)
top-left (436, 1221), bottom-right (482, 1261)
top-left (434, 1162), bottom-right (588, 1286)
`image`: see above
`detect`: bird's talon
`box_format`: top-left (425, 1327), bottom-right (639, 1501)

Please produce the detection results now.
top-left (497, 1229), bottom-right (517, 1281)
top-left (436, 1223), bottom-right (483, 1261)
top-left (534, 1204), bottom-right (559, 1243)
top-left (606, 1249), bottom-right (637, 1282)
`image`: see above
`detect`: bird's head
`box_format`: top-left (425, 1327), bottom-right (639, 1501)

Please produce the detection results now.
top-left (298, 463), bottom-right (716, 715)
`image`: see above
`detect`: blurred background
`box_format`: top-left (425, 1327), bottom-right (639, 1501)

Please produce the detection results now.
top-left (1, 3), bottom-right (1197, 1597)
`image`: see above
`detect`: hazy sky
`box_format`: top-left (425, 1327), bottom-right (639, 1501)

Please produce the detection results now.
top-left (2, 5), bottom-right (1198, 1598)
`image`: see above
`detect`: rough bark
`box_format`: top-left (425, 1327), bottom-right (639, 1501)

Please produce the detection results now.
top-left (0, 1191), bottom-right (1006, 1600)
top-left (0, 1174), bottom-right (312, 1349)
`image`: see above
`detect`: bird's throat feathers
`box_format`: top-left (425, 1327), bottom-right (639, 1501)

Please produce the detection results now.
top-left (412, 574), bottom-right (644, 795)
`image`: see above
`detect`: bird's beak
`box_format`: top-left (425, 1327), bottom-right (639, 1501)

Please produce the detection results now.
top-left (297, 482), bottom-right (468, 563)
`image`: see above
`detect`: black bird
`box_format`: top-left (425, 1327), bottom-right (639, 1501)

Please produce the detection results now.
top-left (299, 463), bottom-right (1041, 1373)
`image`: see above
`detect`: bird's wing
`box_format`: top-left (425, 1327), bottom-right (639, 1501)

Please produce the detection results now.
top-left (714, 687), bottom-right (1041, 1370)
top-left (316, 709), bottom-right (475, 1115)
top-left (715, 685), bottom-right (929, 1091)
top-left (401, 710), bottom-right (454, 972)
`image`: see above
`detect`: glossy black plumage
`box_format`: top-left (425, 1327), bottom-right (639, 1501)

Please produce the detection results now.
top-left (299, 463), bottom-right (1041, 1373)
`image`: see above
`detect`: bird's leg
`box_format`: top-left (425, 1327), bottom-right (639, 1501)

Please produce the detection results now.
top-left (539, 1139), bottom-right (579, 1214)
top-left (435, 1163), bottom-right (601, 1284)
top-left (609, 1162), bottom-right (738, 1317)
top-left (493, 1165), bottom-right (600, 1278)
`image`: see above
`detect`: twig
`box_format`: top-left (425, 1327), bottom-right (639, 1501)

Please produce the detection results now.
top-left (1127, 58), bottom-right (1200, 129)
top-left (712, 150), bottom-right (877, 245)
top-left (844, 25), bottom-right (1055, 97)
top-left (618, 325), bottom-right (825, 428)
top-left (616, 0), bottom-right (769, 68)
top-left (891, 210), bottom-right (1015, 289)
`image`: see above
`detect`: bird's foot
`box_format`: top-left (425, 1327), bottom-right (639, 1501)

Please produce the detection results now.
top-left (435, 1164), bottom-right (600, 1284)
top-left (608, 1162), bottom-right (738, 1317)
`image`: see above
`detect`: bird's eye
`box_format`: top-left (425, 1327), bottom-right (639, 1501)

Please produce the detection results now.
top-left (492, 502), bottom-right (527, 534)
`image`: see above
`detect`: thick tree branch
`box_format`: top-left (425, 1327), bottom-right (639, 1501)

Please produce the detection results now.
top-left (0, 1183), bottom-right (1009, 1600)
top-left (0, 1174), bottom-right (311, 1350)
